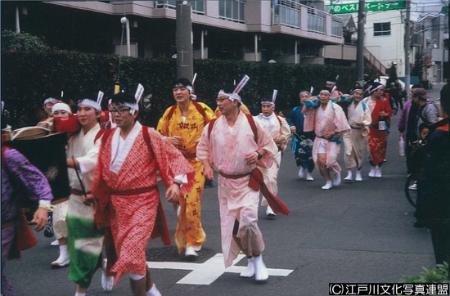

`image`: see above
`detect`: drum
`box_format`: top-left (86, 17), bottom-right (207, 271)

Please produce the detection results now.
top-left (11, 127), bottom-right (70, 208)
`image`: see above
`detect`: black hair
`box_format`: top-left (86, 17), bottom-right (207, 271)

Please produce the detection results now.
top-left (111, 91), bottom-right (135, 105)
top-left (173, 78), bottom-right (192, 88)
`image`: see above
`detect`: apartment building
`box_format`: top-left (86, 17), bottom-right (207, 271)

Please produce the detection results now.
top-left (413, 13), bottom-right (449, 83)
top-left (323, 0), bottom-right (412, 77)
top-left (2, 0), bottom-right (344, 64)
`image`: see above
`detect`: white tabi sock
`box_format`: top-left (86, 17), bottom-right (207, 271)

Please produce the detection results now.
top-left (146, 283), bottom-right (162, 296)
top-left (59, 244), bottom-right (69, 260)
top-left (74, 292), bottom-right (86, 296)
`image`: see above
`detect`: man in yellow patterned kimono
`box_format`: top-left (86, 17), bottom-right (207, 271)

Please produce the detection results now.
top-left (157, 78), bottom-right (214, 258)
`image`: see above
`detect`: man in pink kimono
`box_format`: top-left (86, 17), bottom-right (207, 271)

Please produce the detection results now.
top-left (304, 90), bottom-right (350, 190)
top-left (197, 88), bottom-right (280, 282)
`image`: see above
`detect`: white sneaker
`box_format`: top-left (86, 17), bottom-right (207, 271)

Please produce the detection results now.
top-left (240, 257), bottom-right (255, 278)
top-left (146, 283), bottom-right (162, 296)
top-left (355, 170), bottom-right (363, 182)
top-left (306, 172), bottom-right (314, 181)
top-left (408, 182), bottom-right (417, 190)
top-left (185, 246), bottom-right (198, 257)
top-left (332, 172), bottom-right (341, 187)
top-left (368, 167), bottom-right (376, 178)
top-left (253, 255), bottom-right (269, 281)
top-left (101, 259), bottom-right (114, 291)
top-left (321, 181), bottom-right (333, 190)
top-left (374, 166), bottom-right (382, 178)
top-left (266, 206), bottom-right (276, 218)
top-left (298, 167), bottom-right (305, 179)
top-left (344, 171), bottom-right (353, 181)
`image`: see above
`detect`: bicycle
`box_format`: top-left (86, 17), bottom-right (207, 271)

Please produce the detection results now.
top-left (404, 174), bottom-right (418, 208)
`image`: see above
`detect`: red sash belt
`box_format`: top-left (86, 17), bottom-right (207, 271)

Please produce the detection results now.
top-left (107, 185), bottom-right (157, 196)
top-left (220, 169), bottom-right (289, 215)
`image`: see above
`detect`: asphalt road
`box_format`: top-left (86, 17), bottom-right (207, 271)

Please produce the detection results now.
top-left (7, 106), bottom-right (438, 296)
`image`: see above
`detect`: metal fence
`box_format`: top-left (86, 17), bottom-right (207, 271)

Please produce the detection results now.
top-left (307, 7), bottom-right (326, 34)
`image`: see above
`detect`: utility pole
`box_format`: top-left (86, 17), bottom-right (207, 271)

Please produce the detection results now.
top-left (404, 0), bottom-right (411, 98)
top-left (356, 0), bottom-right (365, 81)
top-left (176, 0), bottom-right (193, 81)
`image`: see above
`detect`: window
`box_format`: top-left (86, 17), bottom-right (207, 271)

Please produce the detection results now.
top-left (374, 22), bottom-right (391, 36)
top-left (219, 0), bottom-right (246, 23)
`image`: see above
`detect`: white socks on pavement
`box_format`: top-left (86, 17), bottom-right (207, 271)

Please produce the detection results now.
top-left (344, 171), bottom-right (353, 181)
top-left (254, 255), bottom-right (269, 281)
top-left (374, 166), bottom-right (382, 178)
top-left (332, 172), bottom-right (341, 187)
top-left (147, 284), bottom-right (162, 296)
top-left (266, 206), bottom-right (276, 218)
top-left (51, 244), bottom-right (70, 267)
top-left (355, 170), bottom-right (363, 181)
top-left (298, 167), bottom-right (305, 179)
top-left (240, 255), bottom-right (269, 281)
top-left (321, 181), bottom-right (333, 190)
top-left (240, 257), bottom-right (255, 278)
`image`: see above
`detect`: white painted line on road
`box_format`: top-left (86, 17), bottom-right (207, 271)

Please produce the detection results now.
top-left (147, 253), bottom-right (294, 285)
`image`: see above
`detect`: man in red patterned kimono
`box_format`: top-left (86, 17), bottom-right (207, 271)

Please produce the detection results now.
top-left (92, 91), bottom-right (194, 296)
top-left (363, 82), bottom-right (392, 178)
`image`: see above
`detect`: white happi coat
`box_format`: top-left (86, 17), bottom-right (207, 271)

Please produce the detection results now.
top-left (197, 112), bottom-right (278, 267)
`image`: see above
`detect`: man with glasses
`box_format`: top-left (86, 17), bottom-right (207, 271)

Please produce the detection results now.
top-left (92, 91), bottom-right (194, 296)
top-left (157, 78), bottom-right (214, 258)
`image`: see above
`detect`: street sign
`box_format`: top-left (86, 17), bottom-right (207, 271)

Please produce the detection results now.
top-left (441, 6), bottom-right (448, 14)
top-left (326, 1), bottom-right (406, 14)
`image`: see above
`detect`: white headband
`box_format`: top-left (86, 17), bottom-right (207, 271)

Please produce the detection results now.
top-left (78, 99), bottom-right (101, 111)
top-left (52, 103), bottom-right (72, 114)
top-left (218, 90), bottom-right (241, 102)
top-left (44, 97), bottom-right (59, 105)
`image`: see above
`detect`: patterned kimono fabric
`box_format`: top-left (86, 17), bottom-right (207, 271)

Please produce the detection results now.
top-left (288, 106), bottom-right (315, 172)
top-left (92, 123), bottom-right (193, 282)
top-left (196, 112), bottom-right (278, 267)
top-left (367, 97), bottom-right (392, 166)
top-left (65, 124), bottom-right (104, 288)
top-left (157, 101), bottom-right (214, 253)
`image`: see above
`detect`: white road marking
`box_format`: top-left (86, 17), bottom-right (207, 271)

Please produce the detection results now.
top-left (147, 253), bottom-right (294, 285)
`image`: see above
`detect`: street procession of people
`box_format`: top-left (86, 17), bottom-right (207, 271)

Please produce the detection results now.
top-left (1, 74), bottom-right (449, 296)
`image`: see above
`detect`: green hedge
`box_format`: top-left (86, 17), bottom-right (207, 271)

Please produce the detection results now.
top-left (2, 50), bottom-right (356, 127)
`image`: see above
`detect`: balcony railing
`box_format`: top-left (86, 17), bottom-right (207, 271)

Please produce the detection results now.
top-left (331, 18), bottom-right (343, 37)
top-left (307, 7), bottom-right (326, 34)
top-left (272, 3), bottom-right (301, 28)
top-left (154, 0), bottom-right (205, 14)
